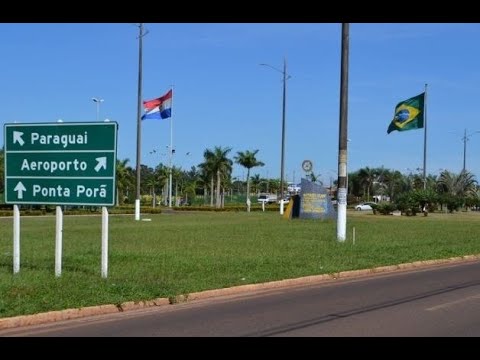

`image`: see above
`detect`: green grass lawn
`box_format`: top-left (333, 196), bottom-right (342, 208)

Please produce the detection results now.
top-left (0, 210), bottom-right (479, 318)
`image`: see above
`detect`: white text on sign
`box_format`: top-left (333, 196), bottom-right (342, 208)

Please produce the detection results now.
top-left (30, 132), bottom-right (89, 148)
top-left (32, 184), bottom-right (107, 198)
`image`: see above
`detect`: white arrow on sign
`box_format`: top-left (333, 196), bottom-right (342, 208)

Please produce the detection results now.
top-left (13, 131), bottom-right (25, 146)
top-left (14, 181), bottom-right (27, 199)
top-left (95, 157), bottom-right (107, 172)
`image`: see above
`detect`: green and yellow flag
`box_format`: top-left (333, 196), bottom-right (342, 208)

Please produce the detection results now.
top-left (387, 92), bottom-right (425, 134)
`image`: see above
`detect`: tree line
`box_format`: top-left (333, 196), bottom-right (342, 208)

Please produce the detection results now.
top-left (1, 147), bottom-right (479, 211)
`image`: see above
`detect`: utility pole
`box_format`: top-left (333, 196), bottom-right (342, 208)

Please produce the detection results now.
top-left (463, 128), bottom-right (467, 172)
top-left (461, 128), bottom-right (480, 172)
top-left (259, 60), bottom-right (290, 210)
top-left (135, 23), bottom-right (145, 221)
top-left (337, 23), bottom-right (350, 242)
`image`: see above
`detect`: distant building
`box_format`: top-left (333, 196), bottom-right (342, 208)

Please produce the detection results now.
top-left (373, 195), bottom-right (390, 203)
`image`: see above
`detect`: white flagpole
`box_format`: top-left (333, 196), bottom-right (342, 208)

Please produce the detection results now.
top-left (168, 86), bottom-right (174, 208)
top-left (135, 23), bottom-right (146, 221)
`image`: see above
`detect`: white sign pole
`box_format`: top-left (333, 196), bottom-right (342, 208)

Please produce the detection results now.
top-left (13, 204), bottom-right (20, 274)
top-left (55, 206), bottom-right (63, 277)
top-left (101, 206), bottom-right (109, 278)
top-left (135, 199), bottom-right (140, 221)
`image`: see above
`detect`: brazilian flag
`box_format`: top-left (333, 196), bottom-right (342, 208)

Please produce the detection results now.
top-left (387, 92), bottom-right (425, 134)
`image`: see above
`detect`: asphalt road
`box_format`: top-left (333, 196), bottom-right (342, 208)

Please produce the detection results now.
top-left (1, 261), bottom-right (480, 337)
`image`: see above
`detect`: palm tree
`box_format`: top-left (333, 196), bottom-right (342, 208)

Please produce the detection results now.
top-left (183, 165), bottom-right (199, 205)
top-left (171, 165), bottom-right (184, 205)
top-left (200, 146), bottom-right (233, 208)
top-left (358, 167), bottom-right (376, 201)
top-left (268, 178), bottom-right (281, 195)
top-left (144, 174), bottom-right (158, 207)
top-left (250, 174), bottom-right (262, 195)
top-left (198, 150), bottom-right (216, 206)
top-left (437, 170), bottom-right (477, 198)
top-left (116, 158), bottom-right (134, 205)
top-left (154, 164), bottom-right (169, 205)
top-left (234, 150), bottom-right (265, 211)
top-left (382, 170), bottom-right (404, 202)
top-left (196, 167), bottom-right (211, 205)
top-left (347, 170), bottom-right (360, 196)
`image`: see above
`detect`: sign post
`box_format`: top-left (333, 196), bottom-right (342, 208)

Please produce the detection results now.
top-left (4, 122), bottom-right (118, 276)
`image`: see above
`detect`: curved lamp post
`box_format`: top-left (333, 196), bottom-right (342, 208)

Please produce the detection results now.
top-left (461, 129), bottom-right (480, 172)
top-left (260, 59), bottom-right (291, 203)
top-left (92, 97), bottom-right (104, 122)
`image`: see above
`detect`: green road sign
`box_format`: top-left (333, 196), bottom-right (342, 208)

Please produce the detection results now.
top-left (4, 122), bottom-right (118, 206)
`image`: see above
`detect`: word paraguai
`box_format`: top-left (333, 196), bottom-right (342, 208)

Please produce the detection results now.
top-left (30, 132), bottom-right (89, 148)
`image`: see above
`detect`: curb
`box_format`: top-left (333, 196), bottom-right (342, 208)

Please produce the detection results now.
top-left (1, 254), bottom-right (479, 330)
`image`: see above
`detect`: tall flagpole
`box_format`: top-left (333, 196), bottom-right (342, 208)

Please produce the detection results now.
top-left (423, 83), bottom-right (428, 190)
top-left (168, 86), bottom-right (174, 208)
top-left (135, 23), bottom-right (145, 221)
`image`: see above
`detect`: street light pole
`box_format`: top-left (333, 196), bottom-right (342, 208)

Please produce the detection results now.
top-left (260, 59), bottom-right (290, 204)
top-left (462, 128), bottom-right (480, 172)
top-left (463, 128), bottom-right (467, 172)
top-left (92, 97), bottom-right (104, 122)
top-left (280, 59), bottom-right (286, 203)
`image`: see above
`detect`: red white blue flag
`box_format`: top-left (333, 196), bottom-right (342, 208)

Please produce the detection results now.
top-left (142, 89), bottom-right (173, 120)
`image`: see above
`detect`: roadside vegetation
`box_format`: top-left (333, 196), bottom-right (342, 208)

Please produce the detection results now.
top-left (1, 147), bottom-right (479, 213)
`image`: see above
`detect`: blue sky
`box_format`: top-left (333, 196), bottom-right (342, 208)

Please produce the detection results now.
top-left (2, 23), bottom-right (480, 185)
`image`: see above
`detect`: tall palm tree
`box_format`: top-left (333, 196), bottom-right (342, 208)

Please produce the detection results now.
top-left (198, 149), bottom-right (216, 206)
top-left (200, 146), bottom-right (233, 208)
top-left (144, 174), bottom-right (158, 207)
top-left (234, 150), bottom-right (264, 211)
top-left (358, 167), bottom-right (376, 201)
top-left (171, 165), bottom-right (184, 205)
top-left (213, 147), bottom-right (233, 208)
top-left (154, 164), bottom-right (169, 205)
top-left (196, 167), bottom-right (211, 205)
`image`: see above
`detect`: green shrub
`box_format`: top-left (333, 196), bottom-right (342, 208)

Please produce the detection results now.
top-left (375, 202), bottom-right (396, 215)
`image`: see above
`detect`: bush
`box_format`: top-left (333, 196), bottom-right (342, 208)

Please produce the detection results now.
top-left (375, 202), bottom-right (396, 215)
top-left (395, 192), bottom-right (419, 216)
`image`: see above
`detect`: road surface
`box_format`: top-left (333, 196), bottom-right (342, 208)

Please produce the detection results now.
top-left (1, 261), bottom-right (480, 336)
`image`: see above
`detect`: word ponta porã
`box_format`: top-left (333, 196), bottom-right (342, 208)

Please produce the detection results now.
top-left (32, 184), bottom-right (107, 198)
